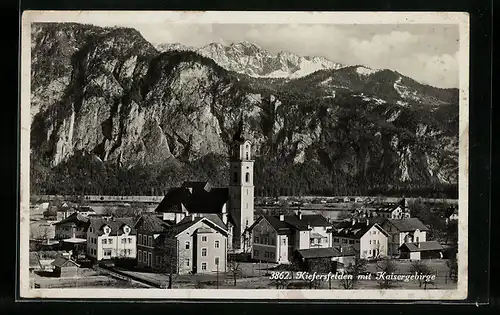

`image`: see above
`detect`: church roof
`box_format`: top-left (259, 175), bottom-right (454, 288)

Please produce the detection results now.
top-left (155, 182), bottom-right (229, 215)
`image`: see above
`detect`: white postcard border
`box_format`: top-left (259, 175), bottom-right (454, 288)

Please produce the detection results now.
top-left (19, 10), bottom-right (470, 300)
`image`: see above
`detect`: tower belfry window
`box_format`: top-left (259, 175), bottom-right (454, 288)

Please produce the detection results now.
top-left (246, 151), bottom-right (249, 160)
top-left (245, 172), bottom-right (250, 183)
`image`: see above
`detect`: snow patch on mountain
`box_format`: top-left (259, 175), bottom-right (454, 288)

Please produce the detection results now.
top-left (356, 66), bottom-right (380, 76)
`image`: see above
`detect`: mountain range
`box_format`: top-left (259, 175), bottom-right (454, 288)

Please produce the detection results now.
top-left (156, 41), bottom-right (344, 79)
top-left (29, 23), bottom-right (459, 197)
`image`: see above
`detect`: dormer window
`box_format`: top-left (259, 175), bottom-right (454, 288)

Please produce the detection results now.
top-left (104, 226), bottom-right (111, 234)
top-left (123, 226), bottom-right (130, 234)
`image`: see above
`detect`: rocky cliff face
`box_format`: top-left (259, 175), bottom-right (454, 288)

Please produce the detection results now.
top-left (157, 41), bottom-right (344, 79)
top-left (30, 23), bottom-right (459, 196)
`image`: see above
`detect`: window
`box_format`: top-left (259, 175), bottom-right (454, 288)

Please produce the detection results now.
top-left (201, 262), bottom-right (207, 271)
top-left (156, 256), bottom-right (161, 266)
top-left (215, 240), bottom-right (220, 248)
top-left (342, 239), bottom-right (347, 244)
top-left (356, 240), bottom-right (360, 244)
top-left (202, 236), bottom-right (207, 242)
top-left (128, 238), bottom-right (132, 243)
top-left (349, 240), bottom-right (354, 244)
top-left (369, 250), bottom-right (372, 255)
top-left (215, 257), bottom-right (220, 265)
top-left (334, 238), bottom-right (339, 243)
top-left (121, 238), bottom-right (126, 244)
top-left (246, 152), bottom-right (249, 160)
top-left (148, 236), bottom-right (152, 247)
top-left (254, 249), bottom-right (259, 256)
top-left (369, 240), bottom-right (372, 245)
top-left (264, 252), bottom-right (269, 258)
top-left (104, 250), bottom-right (111, 257)
top-left (185, 241), bottom-right (190, 250)
top-left (282, 238), bottom-right (286, 245)
top-left (246, 189), bottom-right (248, 195)
top-left (143, 252), bottom-right (147, 263)
top-left (254, 236), bottom-right (259, 243)
top-left (139, 234), bottom-right (142, 245)
top-left (148, 253), bottom-right (152, 267)
top-left (126, 249), bottom-right (131, 255)
top-left (265, 236), bottom-right (269, 244)
top-left (270, 252), bottom-right (275, 259)
top-left (416, 237), bottom-right (419, 242)
top-left (186, 259), bottom-right (190, 267)
top-left (102, 239), bottom-right (107, 244)
top-left (202, 248), bottom-right (207, 257)
top-left (245, 172), bottom-right (250, 183)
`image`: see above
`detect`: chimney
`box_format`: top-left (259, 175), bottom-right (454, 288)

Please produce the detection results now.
top-left (191, 215), bottom-right (195, 221)
top-left (351, 218), bottom-right (357, 226)
top-left (175, 213), bottom-right (181, 224)
top-left (339, 246), bottom-right (343, 253)
top-left (222, 213), bottom-right (228, 225)
top-left (366, 219), bottom-right (369, 226)
top-left (279, 214), bottom-right (285, 221)
top-left (297, 210), bottom-right (302, 220)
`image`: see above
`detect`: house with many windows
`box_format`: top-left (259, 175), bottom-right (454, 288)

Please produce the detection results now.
top-left (85, 217), bottom-right (137, 261)
top-left (135, 213), bottom-right (172, 270)
top-left (248, 212), bottom-right (332, 264)
top-left (329, 219), bottom-right (389, 259)
top-left (159, 214), bottom-right (229, 275)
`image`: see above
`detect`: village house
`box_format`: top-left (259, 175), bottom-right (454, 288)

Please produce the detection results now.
top-left (51, 256), bottom-right (80, 278)
top-left (155, 119), bottom-right (255, 254)
top-left (293, 246), bottom-right (357, 272)
top-left (85, 217), bottom-right (137, 261)
top-left (160, 215), bottom-right (229, 275)
top-left (372, 198), bottom-right (411, 219)
top-left (329, 219), bottom-right (390, 259)
top-left (53, 212), bottom-right (90, 255)
top-left (381, 218), bottom-right (430, 257)
top-left (134, 213), bottom-right (172, 271)
top-left (248, 212), bottom-right (332, 264)
top-left (398, 240), bottom-right (443, 260)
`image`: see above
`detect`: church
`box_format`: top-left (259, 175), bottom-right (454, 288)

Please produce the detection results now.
top-left (154, 118), bottom-right (255, 255)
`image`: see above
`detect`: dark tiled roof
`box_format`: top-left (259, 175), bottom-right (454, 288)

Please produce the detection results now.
top-left (284, 214), bottom-right (331, 230)
top-left (330, 221), bottom-right (389, 239)
top-left (386, 218), bottom-right (429, 232)
top-left (295, 246), bottom-right (356, 259)
top-left (51, 257), bottom-right (79, 268)
top-left (53, 212), bottom-right (90, 227)
top-left (87, 217), bottom-right (137, 236)
top-left (155, 183), bottom-right (229, 214)
top-left (135, 213), bottom-right (171, 233)
top-left (260, 215), bottom-right (294, 235)
top-left (399, 241), bottom-right (443, 252)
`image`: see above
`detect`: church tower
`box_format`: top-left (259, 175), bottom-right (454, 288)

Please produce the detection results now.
top-left (228, 117), bottom-right (255, 253)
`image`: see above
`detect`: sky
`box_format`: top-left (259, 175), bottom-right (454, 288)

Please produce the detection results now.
top-left (75, 21), bottom-right (461, 88)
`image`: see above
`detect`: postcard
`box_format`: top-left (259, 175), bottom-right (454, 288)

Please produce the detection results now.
top-left (19, 10), bottom-right (469, 300)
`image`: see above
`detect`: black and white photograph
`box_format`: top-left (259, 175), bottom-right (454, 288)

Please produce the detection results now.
top-left (19, 11), bottom-right (469, 300)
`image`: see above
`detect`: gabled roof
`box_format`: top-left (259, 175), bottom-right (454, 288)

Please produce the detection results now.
top-left (249, 214), bottom-right (331, 235)
top-left (295, 246), bottom-right (357, 259)
top-left (330, 221), bottom-right (389, 239)
top-left (398, 241), bottom-right (443, 252)
top-left (386, 218), bottom-right (429, 232)
top-left (53, 212), bottom-right (90, 227)
top-left (86, 217), bottom-right (137, 236)
top-left (155, 183), bottom-right (228, 214)
top-left (51, 257), bottom-right (80, 268)
top-left (167, 216), bottom-right (229, 238)
top-left (135, 213), bottom-right (171, 233)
